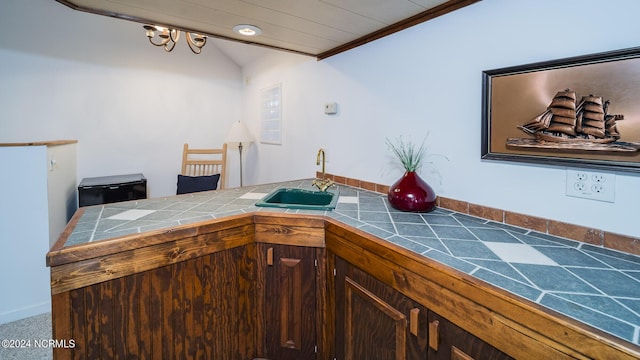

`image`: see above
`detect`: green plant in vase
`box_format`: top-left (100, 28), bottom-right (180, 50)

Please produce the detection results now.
top-left (386, 135), bottom-right (437, 212)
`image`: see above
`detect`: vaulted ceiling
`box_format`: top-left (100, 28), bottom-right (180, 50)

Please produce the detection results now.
top-left (55, 0), bottom-right (479, 60)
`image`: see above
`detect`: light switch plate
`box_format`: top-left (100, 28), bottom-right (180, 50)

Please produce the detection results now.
top-left (324, 102), bottom-right (338, 115)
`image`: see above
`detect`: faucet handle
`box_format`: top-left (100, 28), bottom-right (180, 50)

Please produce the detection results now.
top-left (312, 178), bottom-right (334, 192)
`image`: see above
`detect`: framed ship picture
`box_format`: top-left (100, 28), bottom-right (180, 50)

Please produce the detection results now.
top-left (481, 47), bottom-right (640, 172)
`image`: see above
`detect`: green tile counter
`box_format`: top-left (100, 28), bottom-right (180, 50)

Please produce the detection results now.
top-left (50, 179), bottom-right (640, 352)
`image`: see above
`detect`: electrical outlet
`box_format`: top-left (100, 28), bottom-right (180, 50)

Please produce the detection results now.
top-left (566, 169), bottom-right (615, 202)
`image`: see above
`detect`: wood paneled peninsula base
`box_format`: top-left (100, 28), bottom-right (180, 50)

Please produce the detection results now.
top-left (47, 180), bottom-right (640, 359)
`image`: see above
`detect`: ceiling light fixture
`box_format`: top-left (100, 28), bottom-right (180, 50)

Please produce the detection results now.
top-left (143, 25), bottom-right (207, 54)
top-left (233, 24), bottom-right (262, 36)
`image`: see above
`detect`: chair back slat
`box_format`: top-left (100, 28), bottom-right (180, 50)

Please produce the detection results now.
top-left (180, 143), bottom-right (227, 189)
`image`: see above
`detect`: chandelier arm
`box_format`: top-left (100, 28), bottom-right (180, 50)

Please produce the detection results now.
top-left (186, 33), bottom-right (206, 54)
top-left (163, 40), bottom-right (176, 52)
top-left (188, 43), bottom-right (201, 54)
top-left (186, 35), bottom-right (200, 54)
top-left (169, 29), bottom-right (180, 43)
top-left (148, 36), bottom-right (169, 47)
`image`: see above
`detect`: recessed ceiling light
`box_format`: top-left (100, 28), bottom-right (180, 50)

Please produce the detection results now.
top-left (233, 24), bottom-right (262, 36)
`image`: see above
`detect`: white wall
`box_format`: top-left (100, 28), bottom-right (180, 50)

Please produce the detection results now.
top-left (241, 0), bottom-right (640, 238)
top-left (47, 143), bottom-right (78, 247)
top-left (0, 146), bottom-right (51, 324)
top-left (0, 0), bottom-right (243, 197)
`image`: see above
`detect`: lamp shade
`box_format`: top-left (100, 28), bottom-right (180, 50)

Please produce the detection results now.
top-left (226, 121), bottom-right (253, 144)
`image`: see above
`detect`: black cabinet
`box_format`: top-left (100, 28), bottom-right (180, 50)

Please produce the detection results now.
top-left (78, 173), bottom-right (147, 207)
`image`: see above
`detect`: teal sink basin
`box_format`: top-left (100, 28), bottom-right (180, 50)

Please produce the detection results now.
top-left (255, 188), bottom-right (339, 210)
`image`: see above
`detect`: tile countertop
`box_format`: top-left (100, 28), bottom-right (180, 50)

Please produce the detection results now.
top-left (62, 179), bottom-right (640, 346)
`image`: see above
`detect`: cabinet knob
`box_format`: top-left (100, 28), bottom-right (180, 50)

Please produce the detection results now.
top-left (410, 308), bottom-right (420, 336)
top-left (266, 247), bottom-right (273, 266)
top-left (429, 319), bottom-right (439, 351)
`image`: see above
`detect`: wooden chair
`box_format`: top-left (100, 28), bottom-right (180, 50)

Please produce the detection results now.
top-left (179, 143), bottom-right (227, 191)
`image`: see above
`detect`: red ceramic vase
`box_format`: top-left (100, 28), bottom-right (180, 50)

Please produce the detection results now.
top-left (388, 171), bottom-right (436, 212)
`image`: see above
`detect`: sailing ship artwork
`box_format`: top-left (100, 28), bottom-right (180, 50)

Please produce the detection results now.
top-left (507, 89), bottom-right (640, 152)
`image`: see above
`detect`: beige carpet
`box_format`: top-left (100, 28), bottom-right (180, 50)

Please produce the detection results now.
top-left (0, 313), bottom-right (52, 360)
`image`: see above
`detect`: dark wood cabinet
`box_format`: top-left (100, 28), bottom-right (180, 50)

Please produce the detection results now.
top-left (51, 243), bottom-right (259, 360)
top-left (259, 244), bottom-right (320, 360)
top-left (50, 214), bottom-right (637, 360)
top-left (332, 254), bottom-right (513, 360)
top-left (333, 255), bottom-right (429, 360)
top-left (427, 311), bottom-right (512, 360)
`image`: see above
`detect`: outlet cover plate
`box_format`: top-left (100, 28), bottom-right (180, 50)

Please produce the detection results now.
top-left (566, 169), bottom-right (615, 203)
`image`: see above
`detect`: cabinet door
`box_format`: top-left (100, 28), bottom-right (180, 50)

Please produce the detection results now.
top-left (334, 256), bottom-right (428, 360)
top-left (428, 311), bottom-right (513, 360)
top-left (263, 244), bottom-right (318, 360)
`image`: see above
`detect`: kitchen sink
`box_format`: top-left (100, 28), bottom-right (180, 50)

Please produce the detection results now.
top-left (255, 188), bottom-right (339, 210)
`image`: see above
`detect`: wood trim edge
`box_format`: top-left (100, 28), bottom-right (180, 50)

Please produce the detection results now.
top-left (317, 0), bottom-right (481, 60)
top-left (0, 140), bottom-right (77, 147)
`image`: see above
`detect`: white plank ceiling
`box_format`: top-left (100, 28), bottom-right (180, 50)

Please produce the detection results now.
top-left (55, 0), bottom-right (479, 59)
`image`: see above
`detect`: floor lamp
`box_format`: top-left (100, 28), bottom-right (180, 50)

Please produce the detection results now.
top-left (226, 121), bottom-right (253, 187)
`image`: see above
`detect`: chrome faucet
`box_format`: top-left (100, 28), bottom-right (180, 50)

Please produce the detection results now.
top-left (312, 148), bottom-right (334, 192)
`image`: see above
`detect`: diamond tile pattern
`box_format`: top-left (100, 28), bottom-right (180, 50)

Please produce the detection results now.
top-left (65, 180), bottom-right (640, 345)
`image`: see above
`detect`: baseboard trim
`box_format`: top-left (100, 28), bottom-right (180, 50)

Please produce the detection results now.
top-left (0, 302), bottom-right (52, 325)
